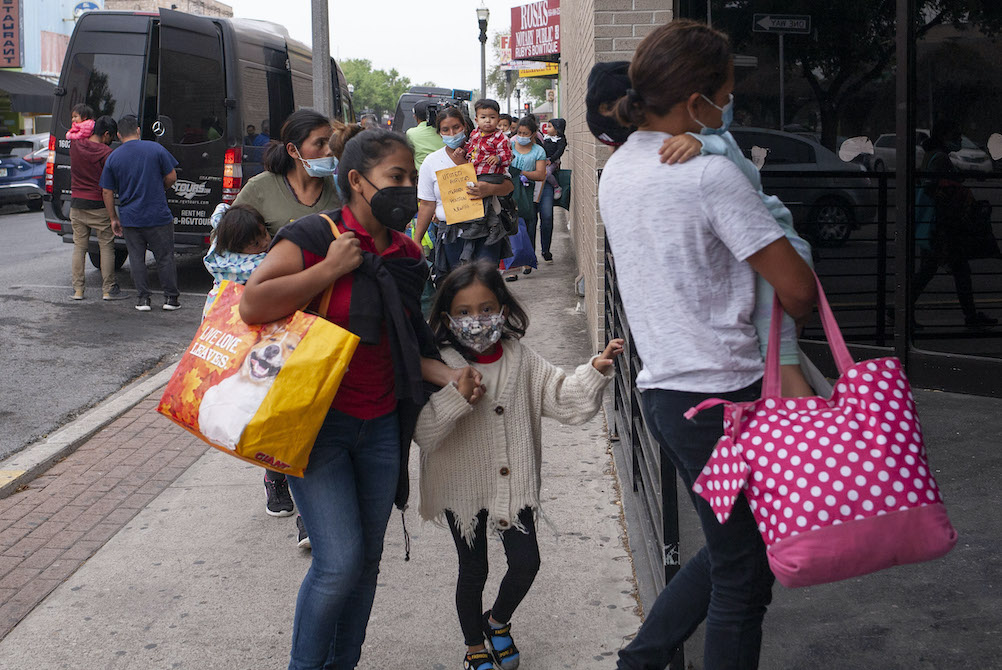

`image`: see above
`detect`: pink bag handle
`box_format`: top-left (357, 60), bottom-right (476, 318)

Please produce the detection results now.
top-left (762, 274), bottom-right (854, 398)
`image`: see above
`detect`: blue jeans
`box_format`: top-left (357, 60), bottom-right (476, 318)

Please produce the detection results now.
top-left (122, 223), bottom-right (179, 300)
top-left (287, 409), bottom-right (400, 670)
top-left (534, 182), bottom-right (554, 256)
top-left (617, 383), bottom-right (774, 670)
top-left (438, 236), bottom-right (503, 273)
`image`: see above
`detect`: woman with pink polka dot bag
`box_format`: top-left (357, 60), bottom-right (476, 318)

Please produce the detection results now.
top-left (689, 277), bottom-right (958, 588)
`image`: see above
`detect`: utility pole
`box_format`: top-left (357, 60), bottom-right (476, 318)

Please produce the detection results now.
top-left (311, 0), bottom-right (333, 117)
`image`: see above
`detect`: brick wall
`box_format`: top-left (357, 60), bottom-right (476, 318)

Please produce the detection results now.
top-left (561, 0), bottom-right (673, 349)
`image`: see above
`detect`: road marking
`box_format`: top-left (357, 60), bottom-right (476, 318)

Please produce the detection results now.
top-left (9, 284), bottom-right (208, 298)
top-left (0, 470), bottom-right (26, 487)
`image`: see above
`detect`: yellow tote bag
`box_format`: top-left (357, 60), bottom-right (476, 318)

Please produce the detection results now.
top-left (157, 224), bottom-right (359, 476)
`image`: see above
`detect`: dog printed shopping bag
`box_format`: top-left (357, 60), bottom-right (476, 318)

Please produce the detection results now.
top-left (157, 280), bottom-right (359, 476)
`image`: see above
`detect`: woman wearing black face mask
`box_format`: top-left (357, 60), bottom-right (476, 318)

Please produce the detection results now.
top-left (241, 127), bottom-right (481, 670)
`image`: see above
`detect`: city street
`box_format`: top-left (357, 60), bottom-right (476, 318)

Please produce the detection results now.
top-left (0, 207), bottom-right (209, 460)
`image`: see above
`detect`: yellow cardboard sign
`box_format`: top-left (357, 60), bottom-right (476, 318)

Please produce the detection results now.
top-left (436, 163), bottom-right (485, 225)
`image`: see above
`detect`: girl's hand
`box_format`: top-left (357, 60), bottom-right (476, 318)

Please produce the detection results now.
top-left (455, 366), bottom-right (486, 405)
top-left (658, 134), bottom-right (703, 165)
top-left (593, 338), bottom-right (625, 372)
top-left (324, 231), bottom-right (362, 277)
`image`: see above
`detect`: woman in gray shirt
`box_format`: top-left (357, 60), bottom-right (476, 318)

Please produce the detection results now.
top-left (598, 20), bottom-right (816, 670)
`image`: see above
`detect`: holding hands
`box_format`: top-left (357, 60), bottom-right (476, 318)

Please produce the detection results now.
top-left (592, 338), bottom-right (625, 373)
top-left (454, 366), bottom-right (486, 406)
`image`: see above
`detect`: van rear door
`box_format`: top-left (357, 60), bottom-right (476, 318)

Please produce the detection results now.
top-left (153, 9), bottom-right (226, 241)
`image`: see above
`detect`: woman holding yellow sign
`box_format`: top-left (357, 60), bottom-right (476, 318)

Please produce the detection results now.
top-left (414, 106), bottom-right (515, 278)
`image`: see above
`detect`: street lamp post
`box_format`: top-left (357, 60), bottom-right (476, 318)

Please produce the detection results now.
top-left (477, 6), bottom-right (490, 100)
top-left (514, 88), bottom-right (522, 117)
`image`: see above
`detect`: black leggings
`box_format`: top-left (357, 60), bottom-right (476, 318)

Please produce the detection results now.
top-left (445, 507), bottom-right (541, 646)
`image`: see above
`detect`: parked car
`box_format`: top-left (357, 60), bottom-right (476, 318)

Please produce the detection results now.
top-left (729, 127), bottom-right (877, 246)
top-left (0, 133), bottom-right (47, 211)
top-left (872, 130), bottom-right (992, 172)
top-left (45, 8), bottom-right (355, 269)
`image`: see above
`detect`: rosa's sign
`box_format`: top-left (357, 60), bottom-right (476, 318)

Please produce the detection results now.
top-left (511, 0), bottom-right (560, 61)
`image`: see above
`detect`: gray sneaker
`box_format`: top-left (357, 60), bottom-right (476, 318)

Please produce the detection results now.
top-left (103, 284), bottom-right (129, 301)
top-left (296, 515), bottom-right (311, 550)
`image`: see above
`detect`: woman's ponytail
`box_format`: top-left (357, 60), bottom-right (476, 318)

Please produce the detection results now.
top-left (619, 20), bottom-right (731, 126)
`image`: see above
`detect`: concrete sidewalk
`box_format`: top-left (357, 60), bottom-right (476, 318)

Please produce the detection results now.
top-left (0, 221), bottom-right (642, 668)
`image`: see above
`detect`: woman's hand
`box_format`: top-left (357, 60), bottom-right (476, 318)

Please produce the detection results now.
top-left (466, 182), bottom-right (487, 199)
top-left (323, 231), bottom-right (362, 277)
top-left (659, 134), bottom-right (703, 165)
top-left (592, 338), bottom-right (625, 373)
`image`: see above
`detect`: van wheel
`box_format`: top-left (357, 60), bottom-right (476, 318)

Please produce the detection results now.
top-left (807, 198), bottom-right (854, 247)
top-left (27, 199), bottom-right (43, 212)
top-left (89, 249), bottom-right (129, 270)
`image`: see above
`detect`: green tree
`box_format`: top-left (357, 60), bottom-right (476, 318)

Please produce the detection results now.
top-left (340, 58), bottom-right (413, 118)
top-left (717, 0), bottom-right (1002, 149)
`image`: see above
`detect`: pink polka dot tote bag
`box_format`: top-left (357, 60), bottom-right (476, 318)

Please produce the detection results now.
top-left (688, 278), bottom-right (957, 588)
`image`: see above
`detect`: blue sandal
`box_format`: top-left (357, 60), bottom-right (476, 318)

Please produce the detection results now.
top-left (482, 612), bottom-right (520, 670)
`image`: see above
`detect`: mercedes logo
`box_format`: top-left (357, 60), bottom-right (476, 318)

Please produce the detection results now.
top-left (152, 121), bottom-right (165, 137)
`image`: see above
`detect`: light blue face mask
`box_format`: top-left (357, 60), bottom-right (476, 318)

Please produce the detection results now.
top-left (296, 150), bottom-right (338, 178)
top-left (693, 93), bottom-right (734, 136)
top-left (515, 135), bottom-right (533, 146)
top-left (442, 132), bottom-right (467, 149)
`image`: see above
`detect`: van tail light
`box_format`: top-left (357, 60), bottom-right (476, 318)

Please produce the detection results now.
top-left (44, 134), bottom-right (56, 194)
top-left (46, 221), bottom-right (63, 232)
top-left (222, 147), bottom-right (243, 204)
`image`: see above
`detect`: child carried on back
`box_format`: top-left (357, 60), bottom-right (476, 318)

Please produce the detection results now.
top-left (202, 203), bottom-right (271, 318)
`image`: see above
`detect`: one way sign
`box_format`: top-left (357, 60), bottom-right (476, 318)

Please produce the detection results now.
top-left (753, 14), bottom-right (811, 34)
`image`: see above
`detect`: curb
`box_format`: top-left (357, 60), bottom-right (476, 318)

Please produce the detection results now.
top-left (0, 363), bottom-right (179, 499)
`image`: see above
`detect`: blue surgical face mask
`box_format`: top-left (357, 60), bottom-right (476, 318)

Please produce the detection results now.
top-left (515, 135), bottom-right (533, 146)
top-left (692, 93), bottom-right (734, 136)
top-left (296, 149), bottom-right (338, 178)
top-left (442, 132), bottom-right (467, 149)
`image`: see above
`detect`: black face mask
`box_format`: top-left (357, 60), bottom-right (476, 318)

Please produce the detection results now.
top-left (586, 109), bottom-right (635, 147)
top-left (361, 174), bottom-right (418, 232)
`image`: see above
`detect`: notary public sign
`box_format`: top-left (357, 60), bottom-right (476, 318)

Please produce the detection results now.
top-left (1, 0), bottom-right (22, 68)
top-left (511, 0), bottom-right (560, 61)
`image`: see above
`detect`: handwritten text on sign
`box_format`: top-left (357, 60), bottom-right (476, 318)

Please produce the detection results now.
top-left (436, 163), bottom-right (485, 226)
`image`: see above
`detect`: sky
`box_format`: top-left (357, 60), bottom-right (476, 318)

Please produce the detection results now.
top-left (228, 0), bottom-right (527, 93)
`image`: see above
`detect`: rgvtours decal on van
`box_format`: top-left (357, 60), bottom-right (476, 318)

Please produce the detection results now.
top-left (172, 179), bottom-right (212, 201)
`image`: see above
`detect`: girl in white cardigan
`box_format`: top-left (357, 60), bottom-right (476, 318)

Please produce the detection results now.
top-left (413, 260), bottom-right (624, 670)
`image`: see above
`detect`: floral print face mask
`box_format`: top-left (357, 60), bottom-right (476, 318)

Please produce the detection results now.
top-left (446, 313), bottom-right (505, 353)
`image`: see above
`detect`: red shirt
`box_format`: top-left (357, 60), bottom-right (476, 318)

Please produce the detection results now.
top-left (301, 207), bottom-right (423, 419)
top-left (465, 129), bottom-right (514, 176)
top-left (70, 139), bottom-right (113, 203)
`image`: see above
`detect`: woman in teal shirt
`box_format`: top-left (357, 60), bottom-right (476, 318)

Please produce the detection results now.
top-left (506, 116), bottom-right (548, 280)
